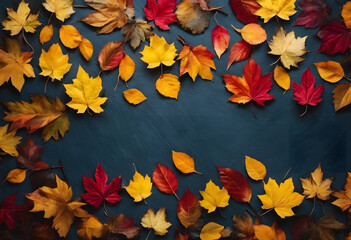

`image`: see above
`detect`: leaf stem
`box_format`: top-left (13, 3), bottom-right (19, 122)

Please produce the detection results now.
top-left (300, 105), bottom-right (308, 117)
top-left (282, 168), bottom-right (291, 180)
top-left (146, 229), bottom-right (152, 240)
top-left (44, 76), bottom-right (50, 93)
top-left (218, 208), bottom-right (225, 218)
top-left (177, 35), bottom-right (189, 46)
top-left (160, 64), bottom-right (163, 76)
top-left (174, 192), bottom-right (180, 200)
top-left (72, 5), bottom-right (89, 8)
top-left (114, 75), bottom-right (120, 92)
top-left (103, 201), bottom-right (108, 217)
top-left (344, 75), bottom-right (351, 82)
top-left (261, 208), bottom-right (273, 216)
top-left (319, 201), bottom-right (325, 215)
top-left (310, 197), bottom-right (316, 216)
top-left (211, 7), bottom-right (228, 16)
top-left (59, 159), bottom-right (69, 185)
top-left (214, 12), bottom-right (220, 26)
top-left (31, 166), bottom-right (63, 172)
top-left (48, 13), bottom-right (53, 25)
top-left (22, 30), bottom-right (34, 53)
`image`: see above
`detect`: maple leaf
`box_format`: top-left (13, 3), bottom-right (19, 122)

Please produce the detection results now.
top-left (172, 151), bottom-right (199, 174)
top-left (300, 164), bottom-right (333, 200)
top-left (141, 207), bottom-right (172, 236)
top-left (81, 0), bottom-right (134, 34)
top-left (16, 137), bottom-right (48, 171)
top-left (200, 222), bottom-right (224, 240)
top-left (152, 163), bottom-right (178, 198)
top-left (81, 163), bottom-right (122, 209)
top-left (39, 43), bottom-right (72, 82)
top-left (255, 0), bottom-right (296, 22)
top-left (332, 172), bottom-right (351, 213)
top-left (222, 58), bottom-right (274, 106)
top-left (77, 215), bottom-right (106, 240)
top-left (294, 0), bottom-right (331, 28)
top-left (124, 89), bottom-right (147, 105)
top-left (140, 35), bottom-right (178, 68)
top-left (122, 19), bottom-right (154, 49)
top-left (333, 83), bottom-right (351, 111)
top-left (26, 175), bottom-right (89, 237)
top-left (227, 40), bottom-right (253, 70)
top-left (268, 27), bottom-right (307, 69)
top-left (0, 124), bottom-right (21, 157)
top-left (156, 74), bottom-right (181, 99)
top-left (0, 194), bottom-right (28, 230)
top-left (64, 66), bottom-right (108, 114)
top-left (230, 0), bottom-right (260, 24)
top-left (232, 212), bottom-right (255, 240)
top-left (125, 168), bottom-right (152, 202)
top-left (199, 180), bottom-right (230, 213)
top-left (258, 178), bottom-right (304, 218)
top-left (2, 0), bottom-right (41, 36)
top-left (3, 95), bottom-right (69, 142)
top-left (0, 38), bottom-right (35, 91)
top-left (212, 24), bottom-right (230, 59)
top-left (177, 190), bottom-right (202, 228)
top-left (40, 25), bottom-right (53, 44)
top-left (245, 156), bottom-right (266, 181)
top-left (317, 22), bottom-right (351, 55)
top-left (107, 214), bottom-right (141, 238)
top-left (254, 222), bottom-right (286, 240)
top-left (42, 0), bottom-right (75, 22)
top-left (144, 0), bottom-right (177, 30)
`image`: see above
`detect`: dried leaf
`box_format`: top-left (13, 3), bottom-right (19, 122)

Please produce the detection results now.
top-left (123, 89), bottom-right (147, 105)
top-left (332, 172), bottom-right (351, 213)
top-left (200, 222), bottom-right (224, 240)
top-left (6, 169), bottom-right (26, 183)
top-left (333, 83), bottom-right (351, 111)
top-left (42, 0), bottom-right (75, 22)
top-left (199, 180), bottom-right (230, 213)
top-left (141, 207), bottom-right (172, 236)
top-left (59, 25), bottom-right (82, 49)
top-left (254, 222), bottom-right (286, 240)
top-left (107, 214), bottom-right (141, 238)
top-left (79, 38), bottom-right (94, 61)
top-left (119, 54), bottom-right (135, 82)
top-left (98, 41), bottom-right (125, 71)
top-left (255, 0), bottom-right (296, 22)
top-left (156, 74), bottom-right (181, 99)
top-left (314, 61), bottom-right (344, 83)
top-left (212, 25), bottom-right (230, 59)
top-left (274, 65), bottom-right (290, 91)
top-left (245, 156), bottom-right (266, 181)
top-left (144, 0), bottom-right (177, 30)
top-left (125, 169), bottom-right (152, 202)
top-left (227, 40), bottom-right (252, 70)
top-left (40, 25), bottom-right (53, 44)
top-left (122, 19), bottom-right (154, 49)
top-left (234, 23), bottom-right (267, 45)
top-left (0, 124), bottom-right (21, 157)
top-left (177, 190), bottom-right (202, 229)
top-left (172, 151), bottom-right (198, 174)
top-left (232, 212), bottom-right (255, 239)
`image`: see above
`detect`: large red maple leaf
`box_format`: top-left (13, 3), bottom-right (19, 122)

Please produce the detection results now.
top-left (317, 22), bottom-right (351, 54)
top-left (294, 0), bottom-right (331, 28)
top-left (0, 194), bottom-right (28, 229)
top-left (144, 0), bottom-right (177, 30)
top-left (81, 163), bottom-right (122, 209)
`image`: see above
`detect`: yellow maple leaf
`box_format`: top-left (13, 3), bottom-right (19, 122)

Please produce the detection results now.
top-left (2, 0), bottom-right (41, 36)
top-left (200, 222), bottom-right (224, 240)
top-left (125, 169), bottom-right (152, 202)
top-left (39, 43), bottom-right (72, 82)
top-left (141, 207), bottom-right (172, 236)
top-left (26, 175), bottom-right (89, 237)
top-left (6, 169), bottom-right (26, 183)
top-left (332, 173), bottom-right (351, 213)
top-left (0, 38), bottom-right (35, 91)
top-left (255, 0), bottom-right (296, 22)
top-left (199, 180), bottom-right (230, 213)
top-left (64, 66), bottom-right (108, 114)
top-left (258, 178), bottom-right (304, 218)
top-left (300, 164), bottom-right (333, 200)
top-left (0, 124), bottom-right (21, 157)
top-left (268, 27), bottom-right (307, 69)
top-left (77, 215), bottom-right (106, 240)
top-left (42, 0), bottom-right (75, 22)
top-left (245, 155), bottom-right (267, 181)
top-left (140, 35), bottom-right (178, 68)
top-left (156, 74), bottom-right (181, 99)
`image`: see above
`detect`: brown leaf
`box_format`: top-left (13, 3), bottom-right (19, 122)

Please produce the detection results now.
top-left (122, 19), bottom-right (154, 49)
top-left (98, 41), bottom-right (125, 71)
top-left (107, 214), bottom-right (141, 239)
top-left (232, 212), bottom-right (255, 240)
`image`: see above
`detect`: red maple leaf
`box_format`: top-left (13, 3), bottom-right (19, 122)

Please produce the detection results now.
top-left (81, 163), bottom-right (122, 209)
top-left (144, 0), bottom-right (177, 30)
top-left (0, 194), bottom-right (28, 229)
top-left (16, 137), bottom-right (48, 170)
top-left (317, 22), bottom-right (351, 54)
top-left (294, 0), bottom-right (331, 28)
top-left (229, 0), bottom-right (260, 24)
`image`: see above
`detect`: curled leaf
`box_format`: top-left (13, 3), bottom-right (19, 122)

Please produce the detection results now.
top-left (122, 19), bottom-right (154, 49)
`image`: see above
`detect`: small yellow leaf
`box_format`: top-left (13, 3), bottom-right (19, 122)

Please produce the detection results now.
top-left (141, 208), bottom-right (172, 236)
top-left (314, 61), bottom-right (344, 83)
top-left (235, 23), bottom-right (267, 45)
top-left (274, 65), bottom-right (290, 91)
top-left (255, 0), bottom-right (297, 22)
top-left (0, 124), bottom-right (22, 157)
top-left (123, 89), bottom-right (147, 105)
top-left (200, 222), bottom-right (224, 240)
top-left (119, 55), bottom-right (135, 82)
top-left (79, 38), bottom-right (93, 61)
top-left (156, 74), bottom-right (180, 99)
top-left (199, 180), bottom-right (230, 213)
top-left (342, 1), bottom-right (351, 29)
top-left (125, 170), bottom-right (152, 202)
top-left (245, 156), bottom-right (267, 181)
top-left (6, 169), bottom-right (26, 183)
top-left (172, 151), bottom-right (197, 174)
top-left (60, 25), bottom-right (82, 49)
top-left (40, 24), bottom-right (53, 44)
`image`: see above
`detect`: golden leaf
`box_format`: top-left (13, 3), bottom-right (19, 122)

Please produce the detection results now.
top-left (40, 25), bottom-right (53, 44)
top-left (0, 124), bottom-right (22, 157)
top-left (77, 215), bottom-right (106, 240)
top-left (332, 172), bottom-right (351, 213)
top-left (199, 180), bottom-right (230, 213)
top-left (255, 0), bottom-right (296, 22)
top-left (6, 169), bottom-right (26, 183)
top-left (274, 65), bottom-right (290, 91)
top-left (254, 222), bottom-right (286, 240)
top-left (141, 208), bottom-right (172, 236)
top-left (245, 155), bottom-right (267, 181)
top-left (42, 0), bottom-right (75, 22)
top-left (333, 83), bottom-right (351, 111)
top-left (172, 151), bottom-right (198, 174)
top-left (79, 38), bottom-right (94, 61)
top-left (125, 169), bottom-right (152, 202)
top-left (59, 25), bottom-right (82, 49)
top-left (200, 222), bottom-right (224, 240)
top-left (234, 23), bottom-right (267, 45)
top-left (342, 1), bottom-right (351, 29)
top-left (314, 61), bottom-right (344, 83)
top-left (156, 74), bottom-right (180, 99)
top-left (119, 54), bottom-right (135, 82)
top-left (123, 89), bottom-right (147, 105)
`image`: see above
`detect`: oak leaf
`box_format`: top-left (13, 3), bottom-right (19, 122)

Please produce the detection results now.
top-left (227, 40), bottom-right (252, 70)
top-left (333, 83), bottom-right (351, 111)
top-left (294, 0), bottom-right (331, 28)
top-left (332, 172), bottom-right (351, 213)
top-left (317, 22), bottom-right (351, 55)
top-left (245, 156), bottom-right (266, 181)
top-left (199, 180), bottom-right (230, 213)
top-left (144, 0), bottom-right (177, 30)
top-left (229, 0), bottom-right (260, 24)
top-left (255, 0), bottom-right (296, 22)
top-left (172, 151), bottom-right (198, 174)
top-left (6, 169), bottom-right (26, 183)
top-left (125, 169), bottom-right (152, 202)
top-left (0, 124), bottom-right (21, 157)
top-left (40, 25), bottom-right (53, 44)
top-left (0, 194), bottom-right (28, 229)
top-left (99, 41), bottom-right (125, 71)
top-left (274, 65), bottom-right (290, 91)
top-left (122, 19), bottom-right (154, 49)
top-left (124, 89), bottom-right (147, 105)
top-left (314, 61), bottom-right (345, 83)
top-left (212, 24), bottom-right (230, 59)
top-left (177, 190), bottom-right (202, 228)
top-left (107, 214), bottom-right (141, 238)
top-left (77, 215), bottom-right (106, 240)
top-left (156, 74), bottom-right (181, 99)
top-left (141, 207), bottom-right (172, 236)
top-left (200, 222), bottom-right (224, 240)
top-left (43, 0), bottom-right (75, 22)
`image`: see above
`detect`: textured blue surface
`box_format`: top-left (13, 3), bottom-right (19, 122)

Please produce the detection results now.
top-left (0, 0), bottom-right (350, 239)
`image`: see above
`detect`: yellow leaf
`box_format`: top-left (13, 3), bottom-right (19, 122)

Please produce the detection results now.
top-left (200, 222), bottom-right (224, 240)
top-left (2, 0), bottom-right (41, 36)
top-left (119, 55), bottom-right (135, 82)
top-left (0, 124), bottom-right (21, 157)
top-left (245, 156), bottom-right (267, 181)
top-left (332, 172), bottom-right (351, 213)
top-left (40, 25), bottom-right (53, 44)
top-left (333, 83), bottom-right (351, 111)
top-left (141, 208), bottom-right (172, 236)
top-left (274, 65), bottom-right (290, 90)
top-left (258, 178), bottom-right (304, 218)
top-left (6, 169), bottom-right (26, 183)
top-left (342, 1), bottom-right (351, 29)
top-left (314, 61), bottom-right (344, 83)
top-left (39, 43), bottom-right (72, 81)
top-left (254, 222), bottom-right (286, 240)
top-left (156, 74), bottom-right (180, 99)
top-left (125, 169), bottom-right (153, 202)
top-left (140, 35), bottom-right (178, 68)
top-left (60, 25), bottom-right (82, 49)
top-left (123, 89), bottom-right (147, 105)
top-left (64, 66), bottom-right (108, 114)
top-left (234, 23), bottom-right (267, 45)
top-left (42, 0), bottom-right (75, 22)
top-left (199, 180), bottom-right (230, 213)
top-left (77, 215), bottom-right (106, 240)
top-left (26, 175), bottom-right (89, 237)
top-left (79, 38), bottom-right (94, 61)
top-left (172, 151), bottom-right (198, 174)
top-left (268, 27), bottom-right (307, 69)
top-left (255, 0), bottom-right (296, 22)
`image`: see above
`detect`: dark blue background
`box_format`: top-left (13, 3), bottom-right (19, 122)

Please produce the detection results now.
top-left (0, 0), bottom-right (350, 239)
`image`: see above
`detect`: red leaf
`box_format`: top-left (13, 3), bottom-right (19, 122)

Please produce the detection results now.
top-left (176, 190), bottom-right (202, 228)
top-left (317, 22), bottom-right (351, 55)
top-left (174, 229), bottom-right (189, 240)
top-left (144, 0), bottom-right (177, 30)
top-left (217, 166), bottom-right (252, 202)
top-left (152, 163), bottom-right (178, 196)
top-left (229, 0), bottom-right (260, 24)
top-left (291, 215), bottom-right (313, 240)
top-left (294, 0), bottom-right (331, 28)
top-left (227, 40), bottom-right (253, 70)
top-left (16, 137), bottom-right (46, 170)
top-left (292, 68), bottom-right (324, 106)
top-left (212, 25), bottom-right (230, 59)
top-left (98, 41), bottom-right (125, 71)
top-left (81, 163), bottom-right (122, 208)
top-left (0, 194), bottom-right (28, 229)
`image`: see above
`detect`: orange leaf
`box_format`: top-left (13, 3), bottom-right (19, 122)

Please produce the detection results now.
top-left (234, 23), bottom-right (267, 45)
top-left (227, 40), bottom-right (252, 70)
top-left (59, 25), bottom-right (82, 49)
top-left (177, 190), bottom-right (202, 228)
top-left (212, 25), bottom-right (230, 59)
top-left (156, 74), bottom-right (180, 99)
top-left (79, 38), bottom-right (93, 61)
top-left (123, 89), bottom-right (147, 105)
top-left (39, 25), bottom-right (53, 44)
top-left (6, 169), bottom-right (26, 183)
top-left (119, 54), bottom-right (135, 82)
top-left (172, 151), bottom-right (198, 174)
top-left (314, 61), bottom-right (344, 83)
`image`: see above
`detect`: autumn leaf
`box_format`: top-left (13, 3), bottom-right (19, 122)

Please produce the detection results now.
top-left (333, 83), bottom-right (351, 111)
top-left (156, 74), bottom-right (181, 99)
top-left (124, 89), bottom-right (147, 105)
top-left (233, 23), bottom-right (267, 45)
top-left (199, 180), bottom-right (230, 213)
top-left (294, 0), bottom-right (331, 28)
top-left (0, 38), bottom-right (35, 91)
top-left (77, 215), bottom-right (106, 240)
top-left (0, 124), bottom-right (21, 157)
top-left (98, 41), bottom-right (125, 71)
top-left (31, 221), bottom-right (59, 240)
top-left (212, 23), bottom-right (230, 59)
top-left (4, 95), bottom-right (69, 142)
top-left (144, 0), bottom-right (177, 30)
top-left (343, 2), bottom-right (351, 29)
top-left (152, 163), bottom-right (178, 198)
top-left (2, 0), bottom-right (41, 36)
top-left (6, 169), bottom-right (26, 183)
top-left (0, 194), bottom-right (28, 229)
top-left (39, 43), bottom-right (72, 82)
top-left (200, 222), bottom-right (224, 240)
top-left (40, 25), bottom-right (53, 44)
top-left (122, 19), bottom-right (154, 49)
top-left (274, 65), bottom-right (290, 91)
top-left (268, 27), bottom-right (307, 69)
top-left (230, 0), bottom-right (260, 24)
top-left (59, 25), bottom-right (82, 49)
top-left (300, 164), bottom-right (333, 200)
top-left (43, 0), bottom-right (75, 22)
top-left (317, 22), bottom-right (351, 55)
top-left (254, 222), bottom-right (286, 240)
top-left (119, 54), bottom-right (135, 82)
top-left (172, 151), bottom-right (199, 174)
top-left (177, 190), bottom-right (202, 228)
top-left (81, 163), bottom-right (121, 209)
top-left (141, 207), bottom-right (172, 236)
top-left (64, 66), bottom-right (108, 114)
top-left (16, 137), bottom-right (46, 170)
top-left (175, 229), bottom-right (189, 240)
top-left (125, 167), bottom-right (152, 202)
top-left (332, 172), bottom-right (351, 213)
top-left (314, 61), bottom-right (345, 83)
top-left (107, 214), bottom-right (141, 238)
top-left (255, 0), bottom-right (296, 22)
top-left (222, 58), bottom-right (274, 106)
top-left (140, 35), bottom-right (177, 68)
top-left (258, 178), bottom-right (304, 218)
top-left (245, 156), bottom-right (266, 181)
top-left (79, 38), bottom-right (94, 61)
top-left (232, 212), bottom-right (255, 239)
top-left (227, 40), bottom-right (252, 70)
top-left (26, 175), bottom-right (89, 237)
